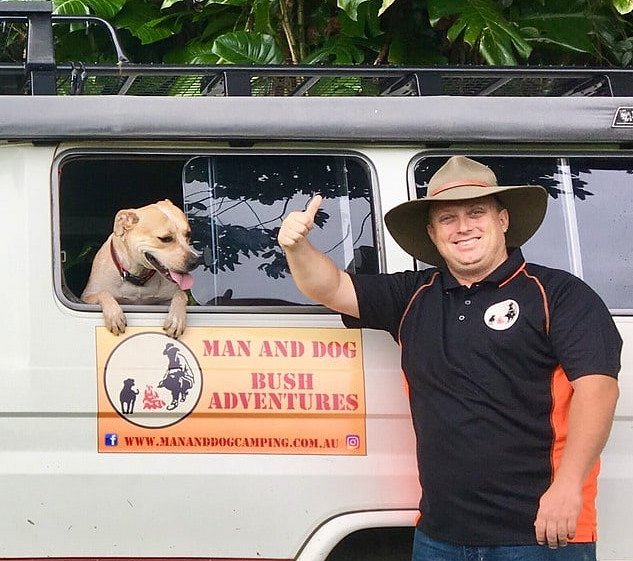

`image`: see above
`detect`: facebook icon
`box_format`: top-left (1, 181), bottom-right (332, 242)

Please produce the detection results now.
top-left (105, 433), bottom-right (119, 447)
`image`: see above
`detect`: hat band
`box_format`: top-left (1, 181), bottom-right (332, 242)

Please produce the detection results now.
top-left (433, 179), bottom-right (492, 196)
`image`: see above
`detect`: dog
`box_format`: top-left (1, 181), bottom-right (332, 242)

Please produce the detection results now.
top-left (119, 378), bottom-right (139, 414)
top-left (81, 199), bottom-right (200, 338)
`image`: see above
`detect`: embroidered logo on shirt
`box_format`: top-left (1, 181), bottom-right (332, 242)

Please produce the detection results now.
top-left (484, 299), bottom-right (519, 331)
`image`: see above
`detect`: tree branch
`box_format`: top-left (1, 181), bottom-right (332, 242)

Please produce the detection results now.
top-left (278, 0), bottom-right (300, 63)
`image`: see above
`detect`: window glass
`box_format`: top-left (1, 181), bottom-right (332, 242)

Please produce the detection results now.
top-left (570, 158), bottom-right (633, 309)
top-left (183, 155), bottom-right (376, 306)
top-left (57, 153), bottom-right (377, 308)
top-left (413, 156), bottom-right (571, 272)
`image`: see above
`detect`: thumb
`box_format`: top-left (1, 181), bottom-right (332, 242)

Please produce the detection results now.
top-left (304, 194), bottom-right (323, 221)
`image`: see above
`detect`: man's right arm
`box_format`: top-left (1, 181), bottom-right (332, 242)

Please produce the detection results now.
top-left (277, 195), bottom-right (360, 318)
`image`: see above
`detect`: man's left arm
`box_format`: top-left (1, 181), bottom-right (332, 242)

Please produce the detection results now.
top-left (533, 374), bottom-right (619, 549)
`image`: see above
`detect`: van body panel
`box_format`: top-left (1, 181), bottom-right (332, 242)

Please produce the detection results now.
top-left (0, 139), bottom-right (420, 558)
top-left (0, 83), bottom-right (632, 559)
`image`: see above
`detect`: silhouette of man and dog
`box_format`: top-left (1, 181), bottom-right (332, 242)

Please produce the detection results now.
top-left (118, 343), bottom-right (195, 414)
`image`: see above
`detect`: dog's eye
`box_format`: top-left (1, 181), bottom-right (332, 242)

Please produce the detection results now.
top-left (159, 235), bottom-right (174, 243)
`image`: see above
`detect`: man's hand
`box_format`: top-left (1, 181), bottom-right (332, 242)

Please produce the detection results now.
top-left (534, 478), bottom-right (582, 548)
top-left (534, 375), bottom-right (618, 549)
top-left (278, 195), bottom-right (322, 250)
top-left (276, 193), bottom-right (359, 317)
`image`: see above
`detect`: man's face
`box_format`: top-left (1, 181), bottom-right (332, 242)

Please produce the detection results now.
top-left (426, 196), bottom-right (509, 283)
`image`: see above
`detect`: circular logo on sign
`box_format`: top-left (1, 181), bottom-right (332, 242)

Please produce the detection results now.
top-left (104, 332), bottom-right (202, 428)
top-left (483, 299), bottom-right (520, 331)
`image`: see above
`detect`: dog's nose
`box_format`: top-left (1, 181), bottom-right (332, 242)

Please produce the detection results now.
top-left (186, 252), bottom-right (203, 271)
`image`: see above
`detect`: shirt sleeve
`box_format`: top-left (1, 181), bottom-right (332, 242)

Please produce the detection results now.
top-left (341, 270), bottom-right (430, 341)
top-left (548, 272), bottom-right (622, 381)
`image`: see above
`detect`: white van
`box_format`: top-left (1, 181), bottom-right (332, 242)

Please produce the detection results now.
top-left (1, 3), bottom-right (632, 560)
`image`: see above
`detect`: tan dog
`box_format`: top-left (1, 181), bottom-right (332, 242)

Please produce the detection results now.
top-left (81, 199), bottom-right (200, 338)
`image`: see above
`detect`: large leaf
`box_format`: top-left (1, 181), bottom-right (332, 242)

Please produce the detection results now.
top-left (428, 0), bottom-right (531, 64)
top-left (201, 11), bottom-right (240, 40)
top-left (517, 0), bottom-right (597, 54)
top-left (211, 31), bottom-right (283, 64)
top-left (54, 0), bottom-right (125, 17)
top-left (302, 36), bottom-right (367, 64)
top-left (53, 0), bottom-right (90, 16)
top-left (116, 1), bottom-right (182, 44)
top-left (161, 0), bottom-right (184, 9)
top-left (338, 0), bottom-right (371, 21)
top-left (339, 0), bottom-right (382, 39)
top-left (338, 2), bottom-right (384, 39)
top-left (378, 0), bottom-right (398, 17)
top-left (612, 0), bottom-right (633, 14)
top-left (252, 0), bottom-right (273, 34)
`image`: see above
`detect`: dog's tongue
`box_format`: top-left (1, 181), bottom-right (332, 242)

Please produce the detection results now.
top-left (169, 271), bottom-right (194, 290)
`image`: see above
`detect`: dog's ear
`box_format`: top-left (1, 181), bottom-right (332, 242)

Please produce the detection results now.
top-left (114, 210), bottom-right (140, 237)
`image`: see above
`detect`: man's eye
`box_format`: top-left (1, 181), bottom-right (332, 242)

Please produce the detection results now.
top-left (159, 235), bottom-right (174, 243)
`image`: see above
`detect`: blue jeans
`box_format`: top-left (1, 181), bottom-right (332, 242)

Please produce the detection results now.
top-left (412, 529), bottom-right (596, 561)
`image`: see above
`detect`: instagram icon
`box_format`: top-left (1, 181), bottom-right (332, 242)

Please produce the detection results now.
top-left (346, 434), bottom-right (360, 449)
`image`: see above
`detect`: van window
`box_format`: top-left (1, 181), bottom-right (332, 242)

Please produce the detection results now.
top-left (57, 152), bottom-right (377, 308)
top-left (413, 155), bottom-right (633, 311)
top-left (570, 158), bottom-right (633, 310)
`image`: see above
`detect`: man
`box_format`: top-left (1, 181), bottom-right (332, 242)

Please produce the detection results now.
top-left (278, 156), bottom-right (622, 561)
top-left (158, 342), bottom-right (195, 411)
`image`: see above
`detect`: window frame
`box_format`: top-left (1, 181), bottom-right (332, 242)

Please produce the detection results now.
top-left (52, 146), bottom-right (384, 314)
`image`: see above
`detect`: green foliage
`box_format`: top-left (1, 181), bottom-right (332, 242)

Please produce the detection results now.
top-left (115, 0), bottom-right (183, 45)
top-left (55, 0), bottom-right (126, 17)
top-left (612, 0), bottom-right (633, 14)
top-left (337, 0), bottom-right (371, 22)
top-left (514, 0), bottom-right (611, 58)
top-left (302, 37), bottom-right (367, 64)
top-left (428, 0), bottom-right (531, 64)
top-left (212, 31), bottom-right (284, 64)
top-left (39, 0), bottom-right (633, 67)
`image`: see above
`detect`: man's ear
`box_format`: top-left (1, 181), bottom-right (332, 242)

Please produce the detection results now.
top-left (499, 208), bottom-right (509, 233)
top-left (426, 223), bottom-right (437, 245)
top-left (114, 210), bottom-right (140, 237)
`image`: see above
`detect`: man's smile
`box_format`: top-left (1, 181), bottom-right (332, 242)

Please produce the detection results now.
top-left (454, 237), bottom-right (480, 247)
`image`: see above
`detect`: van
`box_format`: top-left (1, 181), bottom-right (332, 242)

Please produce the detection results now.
top-left (1, 2), bottom-right (632, 560)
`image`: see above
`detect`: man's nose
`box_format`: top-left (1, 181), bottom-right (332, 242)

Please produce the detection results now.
top-left (456, 214), bottom-right (472, 232)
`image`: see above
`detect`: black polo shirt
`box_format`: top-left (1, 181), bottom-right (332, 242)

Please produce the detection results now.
top-left (343, 248), bottom-right (622, 546)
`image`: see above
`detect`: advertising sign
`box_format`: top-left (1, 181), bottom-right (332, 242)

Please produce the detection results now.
top-left (97, 326), bottom-right (366, 455)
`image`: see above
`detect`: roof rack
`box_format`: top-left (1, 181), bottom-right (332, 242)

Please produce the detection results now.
top-left (2, 1), bottom-right (633, 97)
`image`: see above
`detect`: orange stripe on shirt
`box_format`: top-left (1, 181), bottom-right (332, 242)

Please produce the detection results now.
top-left (550, 365), bottom-right (599, 542)
top-left (397, 271), bottom-right (440, 345)
top-left (397, 273), bottom-right (441, 520)
top-left (520, 269), bottom-right (550, 335)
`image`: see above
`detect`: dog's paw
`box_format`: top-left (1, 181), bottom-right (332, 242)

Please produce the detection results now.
top-left (163, 312), bottom-right (186, 339)
top-left (103, 302), bottom-right (127, 335)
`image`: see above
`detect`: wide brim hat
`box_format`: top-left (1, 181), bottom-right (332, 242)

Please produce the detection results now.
top-left (384, 156), bottom-right (548, 266)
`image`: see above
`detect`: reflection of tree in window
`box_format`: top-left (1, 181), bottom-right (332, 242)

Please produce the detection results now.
top-left (183, 155), bottom-right (375, 306)
top-left (415, 157), bottom-right (565, 199)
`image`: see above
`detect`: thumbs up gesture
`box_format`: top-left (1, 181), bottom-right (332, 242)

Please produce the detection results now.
top-left (278, 195), bottom-right (323, 251)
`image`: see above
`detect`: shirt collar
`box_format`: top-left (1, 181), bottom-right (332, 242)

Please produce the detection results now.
top-left (440, 247), bottom-right (526, 290)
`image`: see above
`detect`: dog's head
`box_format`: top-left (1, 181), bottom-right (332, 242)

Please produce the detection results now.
top-left (113, 199), bottom-right (200, 290)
